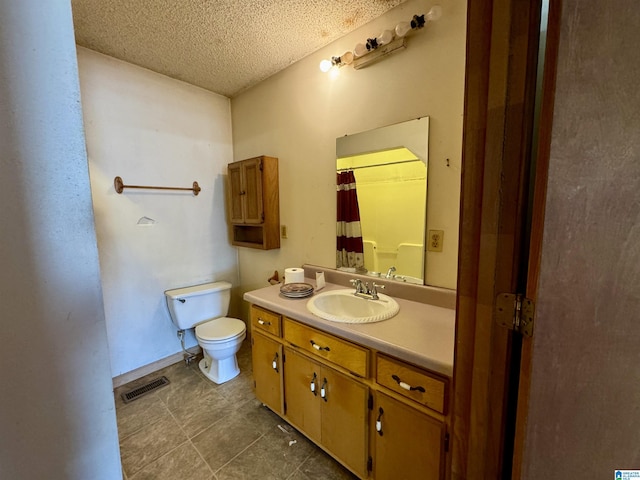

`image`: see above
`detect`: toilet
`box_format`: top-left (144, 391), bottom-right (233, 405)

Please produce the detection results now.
top-left (164, 281), bottom-right (246, 384)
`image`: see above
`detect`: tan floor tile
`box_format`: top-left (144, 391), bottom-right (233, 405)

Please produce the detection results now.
top-left (214, 427), bottom-right (315, 480)
top-left (116, 394), bottom-right (169, 440)
top-left (191, 409), bottom-right (263, 471)
top-left (129, 442), bottom-right (213, 480)
top-left (120, 414), bottom-right (189, 477)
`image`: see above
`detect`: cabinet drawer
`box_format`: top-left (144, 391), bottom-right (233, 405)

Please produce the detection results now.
top-left (283, 318), bottom-right (368, 378)
top-left (376, 354), bottom-right (447, 414)
top-left (250, 305), bottom-right (282, 337)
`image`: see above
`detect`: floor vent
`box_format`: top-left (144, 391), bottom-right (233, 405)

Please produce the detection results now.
top-left (121, 376), bottom-right (170, 404)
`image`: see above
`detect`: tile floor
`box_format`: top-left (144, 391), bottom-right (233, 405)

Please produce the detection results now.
top-left (114, 341), bottom-right (358, 479)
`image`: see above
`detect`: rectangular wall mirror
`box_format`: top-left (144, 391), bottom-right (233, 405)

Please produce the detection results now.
top-left (336, 117), bottom-right (429, 285)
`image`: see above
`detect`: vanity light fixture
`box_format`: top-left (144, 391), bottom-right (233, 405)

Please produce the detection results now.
top-left (318, 5), bottom-right (442, 72)
top-left (319, 51), bottom-right (354, 72)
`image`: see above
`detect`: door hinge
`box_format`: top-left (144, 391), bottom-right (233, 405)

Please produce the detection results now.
top-left (496, 293), bottom-right (535, 337)
top-left (368, 393), bottom-right (373, 410)
top-left (367, 456), bottom-right (373, 472)
top-left (444, 432), bottom-right (450, 452)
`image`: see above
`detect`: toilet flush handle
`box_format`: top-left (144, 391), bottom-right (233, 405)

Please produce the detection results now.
top-left (178, 298), bottom-right (186, 303)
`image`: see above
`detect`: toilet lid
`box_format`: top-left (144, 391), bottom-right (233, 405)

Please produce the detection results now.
top-left (195, 317), bottom-right (246, 341)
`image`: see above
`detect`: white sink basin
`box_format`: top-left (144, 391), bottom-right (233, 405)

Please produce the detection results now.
top-left (306, 289), bottom-right (399, 324)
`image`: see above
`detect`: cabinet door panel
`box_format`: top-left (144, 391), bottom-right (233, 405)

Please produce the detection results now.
top-left (283, 348), bottom-right (322, 442)
top-left (321, 367), bottom-right (368, 478)
top-left (374, 392), bottom-right (444, 480)
top-left (242, 158), bottom-right (263, 224)
top-left (228, 162), bottom-right (244, 223)
top-left (251, 332), bottom-right (283, 414)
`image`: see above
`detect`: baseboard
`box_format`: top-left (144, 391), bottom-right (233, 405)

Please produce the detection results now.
top-left (112, 346), bottom-right (201, 389)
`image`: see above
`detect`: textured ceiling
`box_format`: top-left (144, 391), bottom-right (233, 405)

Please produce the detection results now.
top-left (71, 0), bottom-right (406, 97)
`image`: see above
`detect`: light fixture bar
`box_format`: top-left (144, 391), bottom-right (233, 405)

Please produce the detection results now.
top-left (318, 5), bottom-right (442, 73)
top-left (352, 37), bottom-right (407, 70)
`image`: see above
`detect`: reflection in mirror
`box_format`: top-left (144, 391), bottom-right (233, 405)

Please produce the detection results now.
top-left (336, 118), bottom-right (428, 285)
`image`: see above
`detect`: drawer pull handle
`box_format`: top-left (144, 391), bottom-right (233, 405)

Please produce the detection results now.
top-left (257, 318), bottom-right (271, 326)
top-left (392, 374), bottom-right (426, 392)
top-left (310, 372), bottom-right (318, 395)
top-left (320, 378), bottom-right (328, 401)
top-left (310, 340), bottom-right (330, 352)
top-left (376, 407), bottom-right (384, 436)
top-left (272, 353), bottom-right (279, 372)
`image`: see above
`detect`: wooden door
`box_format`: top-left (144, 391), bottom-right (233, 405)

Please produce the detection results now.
top-left (452, 0), bottom-right (544, 478)
top-left (320, 366), bottom-right (368, 478)
top-left (241, 157), bottom-right (264, 224)
top-left (251, 332), bottom-right (283, 414)
top-left (374, 392), bottom-right (444, 480)
top-left (283, 348), bottom-right (322, 443)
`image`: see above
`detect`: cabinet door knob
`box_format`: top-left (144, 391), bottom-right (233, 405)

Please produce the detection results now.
top-left (320, 378), bottom-right (328, 402)
top-left (376, 407), bottom-right (384, 436)
top-left (310, 372), bottom-right (318, 396)
top-left (272, 353), bottom-right (279, 372)
top-left (391, 374), bottom-right (426, 392)
top-left (258, 318), bottom-right (271, 326)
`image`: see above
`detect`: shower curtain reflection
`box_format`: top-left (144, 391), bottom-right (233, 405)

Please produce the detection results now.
top-left (336, 171), bottom-right (365, 271)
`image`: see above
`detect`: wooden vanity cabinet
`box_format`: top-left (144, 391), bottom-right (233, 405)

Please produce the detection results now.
top-left (248, 304), bottom-right (450, 480)
top-left (227, 156), bottom-right (279, 249)
top-left (372, 391), bottom-right (445, 480)
top-left (284, 347), bottom-right (369, 478)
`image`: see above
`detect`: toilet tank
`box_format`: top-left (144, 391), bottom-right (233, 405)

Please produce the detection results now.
top-left (164, 281), bottom-right (232, 330)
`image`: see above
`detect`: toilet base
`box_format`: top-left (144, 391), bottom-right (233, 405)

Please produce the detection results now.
top-left (198, 354), bottom-right (240, 384)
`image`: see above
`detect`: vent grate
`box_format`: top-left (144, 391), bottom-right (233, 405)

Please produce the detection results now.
top-left (121, 376), bottom-right (170, 404)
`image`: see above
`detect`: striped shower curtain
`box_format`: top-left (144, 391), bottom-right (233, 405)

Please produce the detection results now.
top-left (336, 171), bottom-right (364, 270)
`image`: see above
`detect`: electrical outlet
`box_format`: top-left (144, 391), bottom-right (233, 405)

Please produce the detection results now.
top-left (428, 230), bottom-right (444, 252)
top-left (281, 225), bottom-right (288, 239)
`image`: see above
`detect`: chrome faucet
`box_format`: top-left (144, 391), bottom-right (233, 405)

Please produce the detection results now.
top-left (350, 278), bottom-right (367, 294)
top-left (350, 278), bottom-right (384, 300)
top-left (385, 266), bottom-right (397, 279)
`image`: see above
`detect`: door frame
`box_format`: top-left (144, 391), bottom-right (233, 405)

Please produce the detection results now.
top-left (451, 0), bottom-right (558, 477)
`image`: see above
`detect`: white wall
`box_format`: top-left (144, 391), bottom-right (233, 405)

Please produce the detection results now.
top-left (0, 2), bottom-right (121, 478)
top-left (78, 49), bottom-right (237, 377)
top-left (231, 0), bottom-right (466, 295)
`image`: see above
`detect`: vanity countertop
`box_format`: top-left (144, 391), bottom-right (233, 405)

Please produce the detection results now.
top-left (243, 279), bottom-right (455, 377)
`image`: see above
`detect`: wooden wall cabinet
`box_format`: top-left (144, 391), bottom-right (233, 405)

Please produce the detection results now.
top-left (248, 304), bottom-right (449, 479)
top-left (227, 156), bottom-right (279, 249)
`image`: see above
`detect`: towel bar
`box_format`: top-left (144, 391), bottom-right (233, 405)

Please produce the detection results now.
top-left (114, 176), bottom-right (201, 196)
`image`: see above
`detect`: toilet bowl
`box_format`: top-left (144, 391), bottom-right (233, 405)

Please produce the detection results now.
top-left (195, 317), bottom-right (246, 383)
top-left (164, 281), bottom-right (247, 385)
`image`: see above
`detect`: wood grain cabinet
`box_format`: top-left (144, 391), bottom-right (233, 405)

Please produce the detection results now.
top-left (373, 392), bottom-right (445, 480)
top-left (227, 156), bottom-right (279, 249)
top-left (248, 304), bottom-right (449, 479)
top-left (284, 347), bottom-right (369, 478)
top-left (251, 331), bottom-right (283, 415)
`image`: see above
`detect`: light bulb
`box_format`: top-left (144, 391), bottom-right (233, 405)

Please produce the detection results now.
top-left (319, 59), bottom-right (333, 73)
top-left (340, 51), bottom-right (354, 65)
top-left (377, 29), bottom-right (394, 46)
top-left (395, 21), bottom-right (411, 37)
top-left (426, 5), bottom-right (442, 21)
top-left (354, 43), bottom-right (368, 57)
